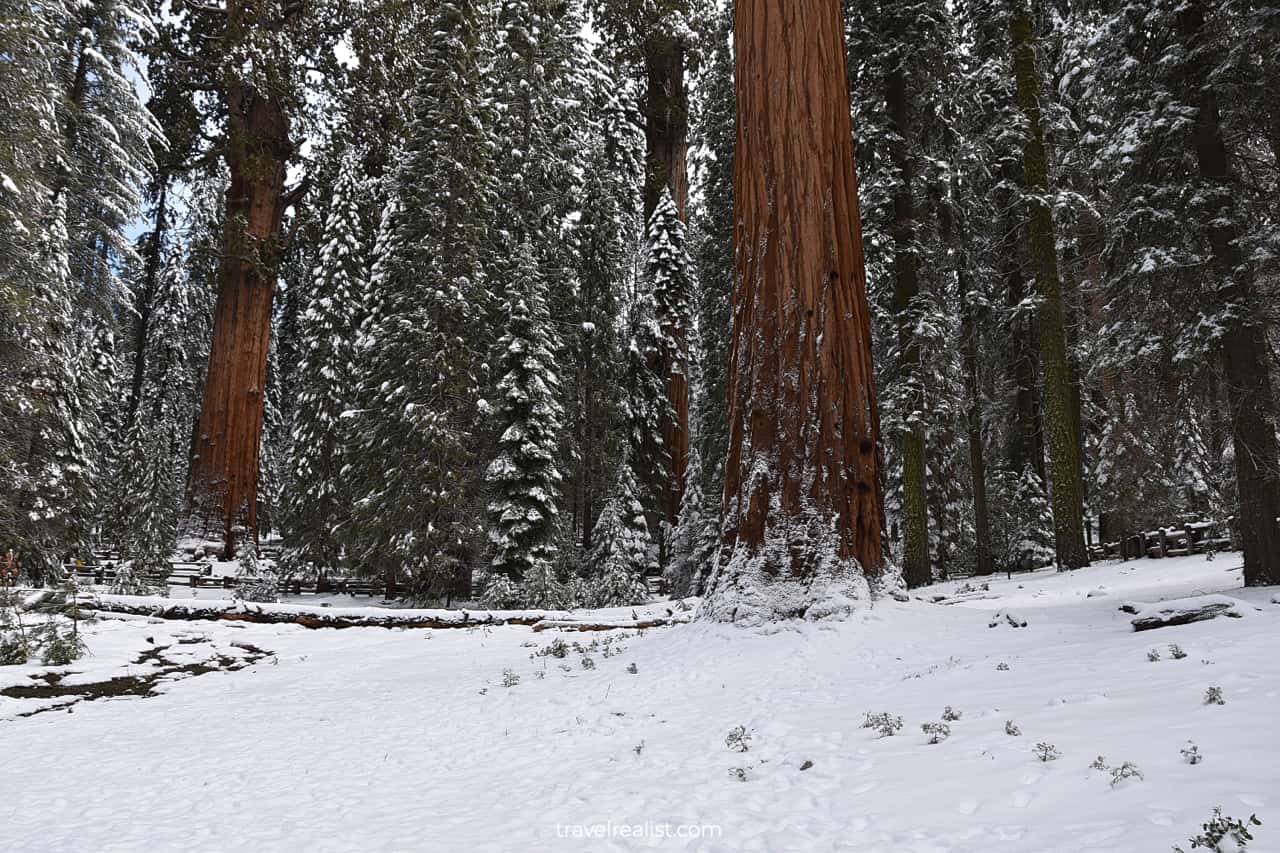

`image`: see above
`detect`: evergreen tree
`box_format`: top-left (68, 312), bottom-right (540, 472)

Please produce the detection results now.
top-left (689, 7), bottom-right (734, 516)
top-left (589, 461), bottom-right (654, 606)
top-left (645, 188), bottom-right (695, 531)
top-left (284, 151), bottom-right (367, 575)
top-left (346, 2), bottom-right (496, 599)
top-left (485, 243), bottom-right (565, 587)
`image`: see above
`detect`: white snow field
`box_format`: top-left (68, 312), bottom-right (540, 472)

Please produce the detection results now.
top-left (3, 554), bottom-right (1277, 852)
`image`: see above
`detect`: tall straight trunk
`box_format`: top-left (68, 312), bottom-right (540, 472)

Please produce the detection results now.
top-left (126, 179), bottom-right (168, 428)
top-left (1008, 0), bottom-right (1088, 569)
top-left (886, 67), bottom-right (929, 588)
top-left (939, 181), bottom-right (995, 576)
top-left (644, 33), bottom-right (691, 533)
top-left (187, 71), bottom-right (292, 557)
top-left (1000, 197), bottom-right (1045, 482)
top-left (1177, 0), bottom-right (1280, 587)
top-left (705, 0), bottom-right (885, 623)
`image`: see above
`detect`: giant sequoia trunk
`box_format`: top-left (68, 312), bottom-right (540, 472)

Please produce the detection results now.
top-left (643, 33), bottom-right (691, 532)
top-left (703, 0), bottom-right (885, 623)
top-left (1177, 0), bottom-right (1280, 587)
top-left (886, 67), bottom-right (930, 589)
top-left (187, 76), bottom-right (292, 557)
top-left (1009, 0), bottom-right (1088, 570)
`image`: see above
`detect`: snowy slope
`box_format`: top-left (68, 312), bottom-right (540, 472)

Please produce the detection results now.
top-left (2, 553), bottom-right (1277, 852)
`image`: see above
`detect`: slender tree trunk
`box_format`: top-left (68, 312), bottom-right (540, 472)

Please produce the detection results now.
top-left (1177, 0), bottom-right (1280, 586)
top-left (1009, 0), bottom-right (1088, 569)
top-left (643, 32), bottom-right (691, 534)
top-left (126, 180), bottom-right (168, 428)
top-left (705, 0), bottom-right (885, 622)
top-left (187, 74), bottom-right (292, 557)
top-left (937, 182), bottom-right (993, 576)
top-left (886, 67), bottom-right (929, 588)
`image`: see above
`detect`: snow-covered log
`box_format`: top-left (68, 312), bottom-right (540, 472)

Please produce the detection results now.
top-left (81, 595), bottom-right (554, 630)
top-left (79, 595), bottom-right (697, 632)
top-left (530, 616), bottom-right (688, 632)
top-left (1121, 594), bottom-right (1253, 631)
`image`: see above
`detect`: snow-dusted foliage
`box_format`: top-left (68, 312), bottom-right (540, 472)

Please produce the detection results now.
top-left (343, 1), bottom-right (496, 598)
top-left (485, 244), bottom-right (565, 585)
top-left (990, 467), bottom-right (1054, 572)
top-left (284, 151), bottom-right (367, 574)
top-left (587, 461), bottom-right (654, 607)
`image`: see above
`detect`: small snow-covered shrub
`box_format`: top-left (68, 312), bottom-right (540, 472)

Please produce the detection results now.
top-left (996, 662), bottom-right (1011, 671)
top-left (0, 630), bottom-right (30, 665)
top-left (1148, 649), bottom-right (1163, 662)
top-left (580, 655), bottom-right (595, 670)
top-left (922, 722), bottom-right (950, 744)
top-left (1110, 761), bottom-right (1143, 786)
top-left (1172, 808), bottom-right (1262, 852)
top-left (626, 662), bottom-right (638, 674)
top-left (941, 706), bottom-right (963, 722)
top-left (537, 638), bottom-right (570, 659)
top-left (725, 725), bottom-right (753, 753)
top-left (1169, 644), bottom-right (1187, 660)
top-left (862, 712), bottom-right (903, 738)
top-left (480, 575), bottom-right (521, 609)
top-left (235, 546), bottom-right (279, 603)
top-left (1090, 755), bottom-right (1109, 771)
top-left (1181, 742), bottom-right (1202, 764)
top-left (728, 766), bottom-right (748, 782)
top-left (502, 669), bottom-right (520, 688)
top-left (633, 741), bottom-right (644, 756)
top-left (1005, 720), bottom-right (1022, 736)
top-left (1204, 686), bottom-right (1225, 706)
top-left (1035, 742), bottom-right (1060, 762)
top-left (35, 617), bottom-right (86, 665)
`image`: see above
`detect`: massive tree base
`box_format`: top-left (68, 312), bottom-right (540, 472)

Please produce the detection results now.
top-left (700, 521), bottom-right (903, 625)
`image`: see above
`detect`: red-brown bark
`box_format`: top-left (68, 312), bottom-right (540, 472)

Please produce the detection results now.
top-left (705, 0), bottom-right (885, 622)
top-left (187, 72), bottom-right (292, 556)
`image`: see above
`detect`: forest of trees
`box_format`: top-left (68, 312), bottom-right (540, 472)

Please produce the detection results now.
top-left (1, 0), bottom-right (1278, 615)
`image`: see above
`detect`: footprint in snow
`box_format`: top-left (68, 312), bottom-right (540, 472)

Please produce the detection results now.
top-left (956, 799), bottom-right (980, 816)
top-left (1237, 793), bottom-right (1266, 808)
top-left (851, 780), bottom-right (879, 795)
top-left (1147, 812), bottom-right (1175, 827)
top-left (1010, 790), bottom-right (1035, 808)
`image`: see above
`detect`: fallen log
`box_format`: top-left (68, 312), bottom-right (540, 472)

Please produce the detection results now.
top-left (1121, 594), bottom-right (1252, 631)
top-left (81, 595), bottom-right (552, 630)
top-left (79, 594), bottom-right (692, 632)
top-left (531, 617), bottom-right (687, 632)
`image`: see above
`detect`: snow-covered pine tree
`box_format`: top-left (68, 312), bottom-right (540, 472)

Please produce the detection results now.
top-left (346, 2), bottom-right (496, 600)
top-left (485, 242), bottom-right (565, 598)
top-left (560, 93), bottom-right (638, 559)
top-left (589, 460), bottom-right (654, 607)
top-left (108, 247), bottom-right (207, 594)
top-left (645, 188), bottom-right (694, 531)
top-left (990, 465), bottom-right (1054, 572)
top-left (621, 278), bottom-right (670, 523)
top-left (666, 377), bottom-right (718, 598)
top-left (284, 151), bottom-right (367, 576)
top-left (689, 6), bottom-right (733, 518)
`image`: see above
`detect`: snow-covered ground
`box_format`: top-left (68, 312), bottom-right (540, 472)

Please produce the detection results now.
top-left (3, 554), bottom-right (1277, 852)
